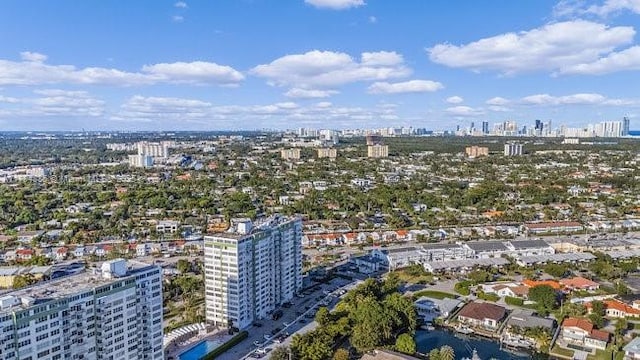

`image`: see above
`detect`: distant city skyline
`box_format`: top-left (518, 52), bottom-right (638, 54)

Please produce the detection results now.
top-left (1, 1), bottom-right (640, 131)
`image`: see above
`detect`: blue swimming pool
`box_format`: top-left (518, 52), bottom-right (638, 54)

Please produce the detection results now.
top-left (178, 340), bottom-right (223, 360)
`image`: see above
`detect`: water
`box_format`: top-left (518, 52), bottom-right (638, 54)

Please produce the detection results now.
top-left (178, 340), bottom-right (223, 360)
top-left (415, 329), bottom-right (530, 360)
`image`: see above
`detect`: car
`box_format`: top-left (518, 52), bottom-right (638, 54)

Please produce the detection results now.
top-left (263, 334), bottom-right (271, 340)
top-left (273, 338), bottom-right (283, 344)
top-left (255, 348), bottom-right (268, 354)
top-left (250, 353), bottom-right (264, 359)
top-left (254, 340), bottom-right (262, 346)
top-left (299, 318), bottom-right (306, 323)
top-left (297, 293), bottom-right (305, 298)
top-left (271, 327), bottom-right (281, 335)
top-left (253, 322), bottom-right (263, 328)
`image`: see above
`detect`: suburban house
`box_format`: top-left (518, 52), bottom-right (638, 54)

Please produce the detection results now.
top-left (414, 296), bottom-right (463, 323)
top-left (457, 302), bottom-right (507, 330)
top-left (586, 299), bottom-right (640, 318)
top-left (623, 336), bottom-right (640, 360)
top-left (522, 279), bottom-right (562, 291)
top-left (560, 318), bottom-right (609, 350)
top-left (15, 249), bottom-right (34, 261)
top-left (136, 243), bottom-right (149, 257)
top-left (502, 309), bottom-right (555, 349)
top-left (560, 277), bottom-right (600, 292)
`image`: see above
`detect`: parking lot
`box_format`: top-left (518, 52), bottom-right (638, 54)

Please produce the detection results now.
top-left (213, 276), bottom-right (357, 360)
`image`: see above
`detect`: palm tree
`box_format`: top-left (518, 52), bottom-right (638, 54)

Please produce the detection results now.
top-left (439, 345), bottom-right (455, 360)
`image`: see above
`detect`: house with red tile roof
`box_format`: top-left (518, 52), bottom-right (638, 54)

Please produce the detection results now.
top-left (560, 277), bottom-right (600, 292)
top-left (586, 299), bottom-right (640, 318)
top-left (522, 279), bottom-right (562, 290)
top-left (16, 248), bottom-right (34, 261)
top-left (561, 318), bottom-right (609, 350)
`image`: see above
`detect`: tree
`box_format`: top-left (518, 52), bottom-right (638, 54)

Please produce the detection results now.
top-left (12, 274), bottom-right (36, 289)
top-left (333, 349), bottom-right (349, 360)
top-left (589, 300), bottom-right (605, 328)
top-left (315, 306), bottom-right (331, 327)
top-left (270, 346), bottom-right (290, 360)
top-left (543, 263), bottom-right (568, 278)
top-left (528, 285), bottom-right (558, 311)
top-left (615, 318), bottom-right (628, 337)
top-left (428, 348), bottom-right (441, 360)
top-left (176, 259), bottom-right (191, 274)
top-left (438, 345), bottom-right (455, 360)
top-left (395, 333), bottom-right (416, 355)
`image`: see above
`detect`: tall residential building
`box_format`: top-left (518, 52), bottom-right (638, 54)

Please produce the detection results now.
top-left (136, 141), bottom-right (170, 158)
top-left (623, 116), bottom-right (630, 136)
top-left (128, 154), bottom-right (154, 168)
top-left (504, 143), bottom-right (523, 156)
top-left (0, 259), bottom-right (163, 360)
top-left (317, 148), bottom-right (337, 159)
top-left (367, 144), bottom-right (389, 158)
top-left (204, 215), bottom-right (303, 329)
top-left (594, 121), bottom-right (622, 137)
top-left (481, 121), bottom-right (489, 135)
top-left (465, 146), bottom-right (489, 158)
top-left (280, 148), bottom-right (301, 160)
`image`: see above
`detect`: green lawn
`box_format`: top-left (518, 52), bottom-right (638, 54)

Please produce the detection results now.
top-left (413, 290), bottom-right (458, 300)
top-left (588, 349), bottom-right (614, 360)
top-left (550, 344), bottom-right (574, 359)
top-left (391, 268), bottom-right (434, 284)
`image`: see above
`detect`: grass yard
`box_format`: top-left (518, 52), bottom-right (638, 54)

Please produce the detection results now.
top-left (413, 290), bottom-right (458, 300)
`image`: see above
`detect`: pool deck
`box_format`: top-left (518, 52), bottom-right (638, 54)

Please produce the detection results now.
top-left (166, 328), bottom-right (233, 360)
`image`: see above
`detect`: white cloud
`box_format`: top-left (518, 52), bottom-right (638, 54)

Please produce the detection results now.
top-left (0, 53), bottom-right (244, 86)
top-left (112, 95), bottom-right (213, 122)
top-left (0, 95), bottom-right (19, 103)
top-left (305, 0), bottom-right (365, 10)
top-left (488, 105), bottom-right (512, 112)
top-left (446, 96), bottom-right (464, 104)
top-left (315, 101), bottom-right (333, 108)
top-left (445, 106), bottom-right (485, 117)
top-left (141, 61), bottom-right (244, 85)
top-left (368, 16), bottom-right (377, 23)
top-left (486, 96), bottom-right (510, 105)
top-left (1, 89), bottom-right (105, 118)
top-left (174, 1), bottom-right (188, 8)
top-left (368, 80), bottom-right (443, 94)
top-left (559, 45), bottom-right (640, 74)
top-left (171, 15), bottom-right (184, 23)
top-left (428, 20), bottom-right (635, 75)
top-left (284, 88), bottom-right (339, 98)
top-left (587, 0), bottom-right (640, 16)
top-left (20, 51), bottom-right (47, 62)
top-left (251, 50), bottom-right (411, 89)
top-left (519, 92), bottom-right (639, 106)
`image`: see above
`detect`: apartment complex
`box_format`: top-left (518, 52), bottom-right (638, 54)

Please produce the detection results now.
top-left (0, 259), bottom-right (163, 360)
top-left (367, 144), bottom-right (389, 158)
top-left (317, 148), bottom-right (337, 159)
top-left (136, 142), bottom-right (170, 158)
top-left (504, 143), bottom-right (523, 156)
top-left (204, 215), bottom-right (303, 329)
top-left (280, 148), bottom-right (301, 160)
top-left (465, 146), bottom-right (489, 158)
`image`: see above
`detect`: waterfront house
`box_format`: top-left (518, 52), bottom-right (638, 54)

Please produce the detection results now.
top-left (414, 296), bottom-right (463, 323)
top-left (586, 299), bottom-right (640, 318)
top-left (457, 302), bottom-right (506, 330)
top-left (360, 349), bottom-right (420, 360)
top-left (560, 318), bottom-right (609, 350)
top-left (502, 309), bottom-right (555, 349)
top-left (623, 336), bottom-right (640, 359)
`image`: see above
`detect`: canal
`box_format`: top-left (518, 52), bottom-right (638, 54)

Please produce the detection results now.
top-left (415, 329), bottom-right (531, 360)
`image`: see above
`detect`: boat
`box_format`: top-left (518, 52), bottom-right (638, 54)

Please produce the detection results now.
top-left (461, 349), bottom-right (482, 360)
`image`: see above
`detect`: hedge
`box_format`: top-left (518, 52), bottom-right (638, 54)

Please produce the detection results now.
top-left (505, 296), bottom-right (524, 306)
top-left (201, 330), bottom-right (249, 360)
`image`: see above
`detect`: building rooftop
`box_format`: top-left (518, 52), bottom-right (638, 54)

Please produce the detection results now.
top-left (623, 336), bottom-right (640, 354)
top-left (0, 259), bottom-right (155, 314)
top-left (509, 239), bottom-right (551, 249)
top-left (506, 309), bottom-right (555, 330)
top-left (458, 301), bottom-right (506, 321)
top-left (465, 241), bottom-right (509, 252)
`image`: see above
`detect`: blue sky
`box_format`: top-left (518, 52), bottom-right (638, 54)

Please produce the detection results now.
top-left (1, 0), bottom-right (640, 131)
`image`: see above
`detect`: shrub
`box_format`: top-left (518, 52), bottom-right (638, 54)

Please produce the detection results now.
top-left (505, 296), bottom-right (524, 306)
top-left (201, 331), bottom-right (249, 359)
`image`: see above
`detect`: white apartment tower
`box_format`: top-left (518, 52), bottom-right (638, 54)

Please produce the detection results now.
top-left (0, 259), bottom-right (163, 360)
top-left (504, 143), bottom-right (523, 156)
top-left (204, 215), bottom-right (303, 329)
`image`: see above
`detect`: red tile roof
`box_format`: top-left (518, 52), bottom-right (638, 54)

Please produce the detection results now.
top-left (562, 317), bottom-right (593, 333)
top-left (560, 277), bottom-right (599, 289)
top-left (522, 279), bottom-right (562, 290)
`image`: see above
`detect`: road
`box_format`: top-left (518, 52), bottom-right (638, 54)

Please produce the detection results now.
top-left (213, 277), bottom-right (358, 360)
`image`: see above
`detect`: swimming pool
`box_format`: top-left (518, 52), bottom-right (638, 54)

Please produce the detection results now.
top-left (178, 340), bottom-right (223, 360)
